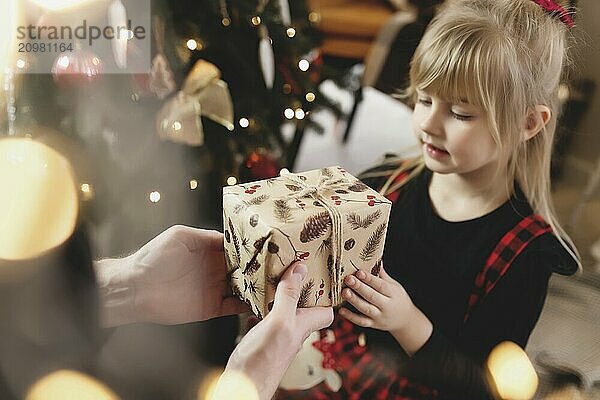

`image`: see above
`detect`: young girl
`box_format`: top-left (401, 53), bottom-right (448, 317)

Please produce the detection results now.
top-left (277, 0), bottom-right (581, 398)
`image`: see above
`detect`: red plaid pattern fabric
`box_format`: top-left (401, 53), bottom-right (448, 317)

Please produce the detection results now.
top-left (464, 214), bottom-right (552, 323)
top-left (276, 164), bottom-right (553, 399)
top-left (276, 317), bottom-right (438, 400)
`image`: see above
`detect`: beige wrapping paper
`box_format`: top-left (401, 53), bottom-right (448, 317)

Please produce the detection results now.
top-left (223, 166), bottom-right (392, 318)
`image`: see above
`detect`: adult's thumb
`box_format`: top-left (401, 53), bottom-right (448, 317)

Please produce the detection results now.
top-left (272, 262), bottom-right (307, 314)
top-left (296, 307), bottom-right (334, 336)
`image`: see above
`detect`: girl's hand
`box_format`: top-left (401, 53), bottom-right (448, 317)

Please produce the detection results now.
top-left (339, 265), bottom-right (433, 356)
top-left (339, 266), bottom-right (413, 332)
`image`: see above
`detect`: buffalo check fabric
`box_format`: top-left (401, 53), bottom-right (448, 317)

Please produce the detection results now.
top-left (464, 214), bottom-right (552, 323)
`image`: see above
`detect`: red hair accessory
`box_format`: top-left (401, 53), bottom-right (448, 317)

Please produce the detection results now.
top-left (532, 0), bottom-right (575, 28)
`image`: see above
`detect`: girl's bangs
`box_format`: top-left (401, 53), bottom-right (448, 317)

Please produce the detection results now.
top-left (412, 27), bottom-right (496, 108)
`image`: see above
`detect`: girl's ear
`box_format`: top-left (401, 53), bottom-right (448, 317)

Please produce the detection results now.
top-left (523, 105), bottom-right (551, 141)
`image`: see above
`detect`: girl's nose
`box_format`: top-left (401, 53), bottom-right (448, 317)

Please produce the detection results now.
top-left (419, 107), bottom-right (443, 137)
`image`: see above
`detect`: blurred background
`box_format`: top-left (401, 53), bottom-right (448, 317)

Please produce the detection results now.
top-left (0, 0), bottom-right (598, 399)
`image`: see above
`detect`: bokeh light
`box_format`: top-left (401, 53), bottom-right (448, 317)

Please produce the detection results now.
top-left (0, 138), bottom-right (78, 260)
top-left (487, 341), bottom-right (538, 400)
top-left (26, 370), bottom-right (119, 400)
top-left (199, 370), bottom-right (259, 400)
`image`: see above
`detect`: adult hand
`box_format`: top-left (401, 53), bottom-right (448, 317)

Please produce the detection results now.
top-left (213, 261), bottom-right (334, 400)
top-left (95, 225), bottom-right (250, 327)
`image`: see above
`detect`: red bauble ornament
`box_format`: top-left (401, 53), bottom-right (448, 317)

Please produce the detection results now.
top-left (245, 150), bottom-right (280, 180)
top-left (52, 50), bottom-right (103, 87)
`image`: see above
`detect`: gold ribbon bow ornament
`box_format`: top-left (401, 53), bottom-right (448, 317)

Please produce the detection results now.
top-left (156, 60), bottom-right (234, 146)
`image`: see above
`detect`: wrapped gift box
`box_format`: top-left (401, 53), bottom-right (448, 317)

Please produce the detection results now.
top-left (223, 166), bottom-right (391, 318)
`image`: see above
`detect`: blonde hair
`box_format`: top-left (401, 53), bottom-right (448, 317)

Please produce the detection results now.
top-left (401, 0), bottom-right (581, 269)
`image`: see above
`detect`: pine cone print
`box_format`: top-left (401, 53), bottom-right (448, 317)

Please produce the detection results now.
top-left (300, 212), bottom-right (332, 243)
top-left (348, 181), bottom-right (369, 192)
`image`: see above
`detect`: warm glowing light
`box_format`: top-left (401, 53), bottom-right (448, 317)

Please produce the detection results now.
top-left (251, 16), bottom-right (262, 26)
top-left (186, 39), bottom-right (198, 51)
top-left (226, 176), bottom-right (237, 186)
top-left (0, 138), bottom-right (78, 261)
top-left (305, 92), bottom-right (316, 102)
top-left (286, 27), bottom-right (296, 37)
top-left (189, 179), bottom-right (198, 190)
top-left (239, 118), bottom-right (250, 128)
top-left (282, 84), bottom-right (292, 94)
top-left (284, 108), bottom-right (295, 119)
top-left (172, 121), bottom-right (182, 132)
top-left (16, 59), bottom-right (26, 69)
top-left (557, 83), bottom-right (570, 103)
top-left (1, 0), bottom-right (19, 76)
top-left (298, 59), bottom-right (310, 72)
top-left (295, 109), bottom-right (305, 120)
top-left (28, 0), bottom-right (97, 11)
top-left (26, 369), bottom-right (119, 400)
top-left (308, 12), bottom-right (321, 23)
top-left (222, 18), bottom-right (231, 27)
top-left (80, 183), bottom-right (93, 201)
top-left (202, 370), bottom-right (259, 400)
top-left (487, 341), bottom-right (538, 400)
top-left (279, 168), bottom-right (290, 175)
top-left (57, 56), bottom-right (70, 69)
top-left (149, 191), bottom-right (161, 203)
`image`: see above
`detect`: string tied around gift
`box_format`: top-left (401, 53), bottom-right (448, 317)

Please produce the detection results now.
top-left (279, 169), bottom-right (349, 305)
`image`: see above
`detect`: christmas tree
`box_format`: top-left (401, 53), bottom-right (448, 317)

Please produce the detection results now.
top-left (11, 0), bottom-right (344, 257)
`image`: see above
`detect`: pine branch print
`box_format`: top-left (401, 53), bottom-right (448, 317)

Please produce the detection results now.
top-left (347, 209), bottom-right (382, 230)
top-left (224, 248), bottom-right (239, 272)
top-left (273, 199), bottom-right (293, 223)
top-left (320, 168), bottom-right (334, 178)
top-left (286, 184), bottom-right (302, 192)
top-left (299, 212), bottom-right (332, 243)
top-left (360, 223), bottom-right (387, 261)
top-left (243, 258), bottom-right (261, 275)
top-left (298, 279), bottom-right (315, 308)
top-left (228, 218), bottom-right (241, 265)
top-left (233, 194), bottom-right (269, 214)
top-left (266, 273), bottom-right (282, 289)
top-left (248, 194), bottom-right (269, 205)
top-left (243, 234), bottom-right (271, 275)
top-left (327, 254), bottom-right (334, 280)
top-left (317, 236), bottom-right (332, 256)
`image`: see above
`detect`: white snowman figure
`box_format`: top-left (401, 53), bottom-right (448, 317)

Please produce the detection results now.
top-left (279, 330), bottom-right (342, 392)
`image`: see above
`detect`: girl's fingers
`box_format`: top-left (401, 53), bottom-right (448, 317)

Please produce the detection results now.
top-left (353, 269), bottom-right (393, 297)
top-left (339, 307), bottom-right (373, 328)
top-left (344, 274), bottom-right (386, 307)
top-left (342, 287), bottom-right (379, 317)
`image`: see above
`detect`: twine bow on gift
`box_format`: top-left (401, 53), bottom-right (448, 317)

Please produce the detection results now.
top-left (156, 59), bottom-right (234, 146)
top-left (280, 169), bottom-right (349, 304)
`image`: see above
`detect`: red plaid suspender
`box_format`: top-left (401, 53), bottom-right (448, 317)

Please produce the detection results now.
top-left (464, 214), bottom-right (552, 323)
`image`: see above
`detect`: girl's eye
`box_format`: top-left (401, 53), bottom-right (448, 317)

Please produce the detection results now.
top-left (451, 112), bottom-right (472, 121)
top-left (418, 98), bottom-right (432, 106)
